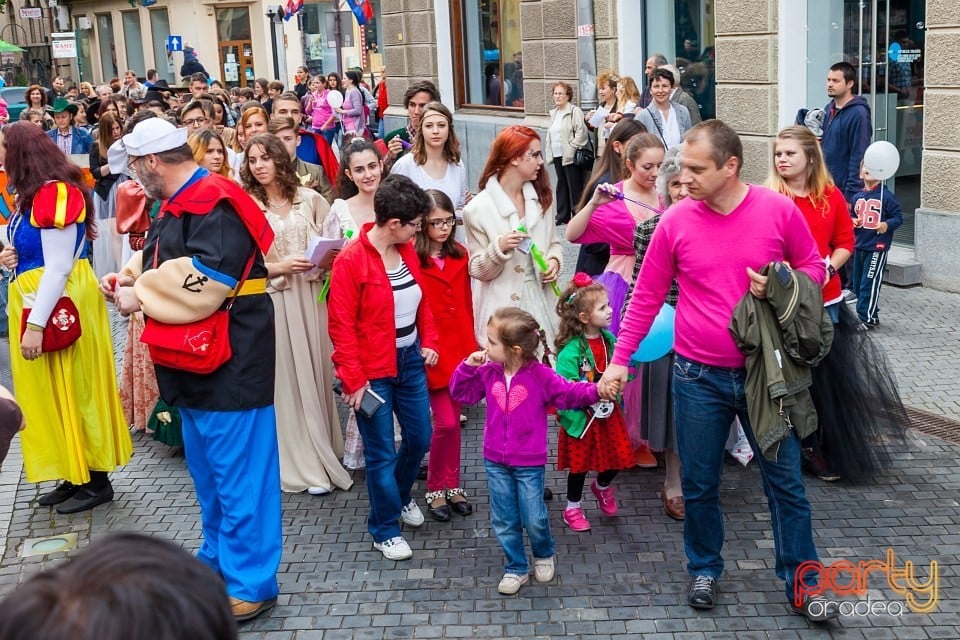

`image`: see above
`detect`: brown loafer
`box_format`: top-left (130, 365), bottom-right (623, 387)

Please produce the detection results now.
top-left (662, 492), bottom-right (685, 521)
top-left (230, 596), bottom-right (277, 622)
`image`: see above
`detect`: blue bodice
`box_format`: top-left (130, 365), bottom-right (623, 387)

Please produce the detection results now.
top-left (7, 210), bottom-right (86, 276)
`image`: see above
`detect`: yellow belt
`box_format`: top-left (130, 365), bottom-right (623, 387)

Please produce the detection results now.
top-left (232, 278), bottom-right (267, 296)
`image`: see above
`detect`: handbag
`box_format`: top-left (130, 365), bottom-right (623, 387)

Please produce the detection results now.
top-left (19, 296), bottom-right (82, 352)
top-left (573, 138), bottom-right (595, 171)
top-left (140, 248), bottom-right (256, 375)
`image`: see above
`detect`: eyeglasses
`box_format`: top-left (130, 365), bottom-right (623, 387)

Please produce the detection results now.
top-left (126, 156), bottom-right (140, 176)
top-left (182, 117), bottom-right (208, 127)
top-left (427, 217), bottom-right (457, 229)
top-left (404, 220), bottom-right (423, 230)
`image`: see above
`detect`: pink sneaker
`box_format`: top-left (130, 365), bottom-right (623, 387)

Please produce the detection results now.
top-left (563, 507), bottom-right (591, 532)
top-left (591, 480), bottom-right (618, 516)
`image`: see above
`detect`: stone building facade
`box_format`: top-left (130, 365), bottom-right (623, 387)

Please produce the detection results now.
top-left (382, 0), bottom-right (960, 292)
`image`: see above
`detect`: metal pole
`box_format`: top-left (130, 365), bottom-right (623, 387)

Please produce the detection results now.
top-left (576, 0), bottom-right (598, 109)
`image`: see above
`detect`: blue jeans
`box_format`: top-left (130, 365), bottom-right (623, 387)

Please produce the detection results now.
top-left (672, 355), bottom-right (820, 599)
top-left (484, 460), bottom-right (555, 575)
top-left (356, 343), bottom-right (432, 543)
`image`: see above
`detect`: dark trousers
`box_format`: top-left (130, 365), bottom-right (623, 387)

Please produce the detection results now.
top-left (553, 157), bottom-right (585, 224)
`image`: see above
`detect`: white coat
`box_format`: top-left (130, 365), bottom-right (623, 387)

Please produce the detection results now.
top-left (463, 175), bottom-right (563, 349)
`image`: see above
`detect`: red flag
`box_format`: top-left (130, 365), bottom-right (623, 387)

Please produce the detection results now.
top-left (362, 0), bottom-right (375, 21)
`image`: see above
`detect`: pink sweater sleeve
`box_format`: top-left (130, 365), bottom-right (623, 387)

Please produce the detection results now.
top-left (611, 219), bottom-right (676, 366)
top-left (573, 200), bottom-right (635, 254)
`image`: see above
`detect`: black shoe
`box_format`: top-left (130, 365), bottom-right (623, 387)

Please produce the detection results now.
top-left (55, 483), bottom-right (114, 514)
top-left (428, 503), bottom-right (451, 522)
top-left (37, 481), bottom-right (80, 506)
top-left (800, 447), bottom-right (841, 482)
top-left (425, 491), bottom-right (451, 522)
top-left (417, 464), bottom-right (428, 480)
top-left (543, 487), bottom-right (553, 501)
top-left (687, 575), bottom-right (718, 609)
top-left (790, 594), bottom-right (840, 622)
top-left (447, 489), bottom-right (473, 516)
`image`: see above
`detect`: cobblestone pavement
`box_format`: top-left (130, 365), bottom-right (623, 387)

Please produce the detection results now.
top-left (1, 242), bottom-right (959, 638)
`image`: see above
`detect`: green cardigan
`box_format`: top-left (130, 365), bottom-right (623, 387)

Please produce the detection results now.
top-left (555, 329), bottom-right (617, 439)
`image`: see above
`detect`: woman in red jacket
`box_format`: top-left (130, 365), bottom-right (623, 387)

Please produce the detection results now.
top-left (415, 190), bottom-right (478, 521)
top-left (327, 174), bottom-right (440, 561)
top-left (767, 125), bottom-right (905, 483)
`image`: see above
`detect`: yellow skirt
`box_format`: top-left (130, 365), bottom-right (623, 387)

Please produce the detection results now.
top-left (8, 260), bottom-right (132, 484)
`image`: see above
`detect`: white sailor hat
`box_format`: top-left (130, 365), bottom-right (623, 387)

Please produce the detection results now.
top-left (107, 118), bottom-right (189, 174)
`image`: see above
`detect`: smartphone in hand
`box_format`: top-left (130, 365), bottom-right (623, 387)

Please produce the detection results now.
top-left (332, 380), bottom-right (385, 418)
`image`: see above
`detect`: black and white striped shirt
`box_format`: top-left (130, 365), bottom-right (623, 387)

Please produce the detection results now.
top-left (387, 261), bottom-right (421, 348)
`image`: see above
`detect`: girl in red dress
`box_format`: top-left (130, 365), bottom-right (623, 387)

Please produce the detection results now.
top-left (554, 273), bottom-right (635, 532)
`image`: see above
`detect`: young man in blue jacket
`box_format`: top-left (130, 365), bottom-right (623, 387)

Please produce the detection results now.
top-left (821, 62), bottom-right (872, 204)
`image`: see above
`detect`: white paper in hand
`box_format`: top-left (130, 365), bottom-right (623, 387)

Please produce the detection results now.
top-left (305, 235), bottom-right (347, 270)
top-left (588, 107), bottom-right (608, 129)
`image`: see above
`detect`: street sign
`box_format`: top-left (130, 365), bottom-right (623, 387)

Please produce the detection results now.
top-left (51, 32), bottom-right (77, 59)
top-left (167, 35), bottom-right (183, 52)
top-left (19, 8), bottom-right (42, 19)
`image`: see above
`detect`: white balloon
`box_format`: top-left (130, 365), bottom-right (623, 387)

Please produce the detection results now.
top-left (326, 91), bottom-right (344, 109)
top-left (863, 140), bottom-right (900, 180)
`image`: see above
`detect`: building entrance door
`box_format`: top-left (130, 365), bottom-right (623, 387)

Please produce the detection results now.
top-left (842, 0), bottom-right (924, 246)
top-left (219, 41), bottom-right (254, 89)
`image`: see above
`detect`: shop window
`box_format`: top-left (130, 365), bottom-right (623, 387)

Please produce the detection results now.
top-left (96, 13), bottom-right (119, 81)
top-left (644, 0), bottom-right (716, 120)
top-left (452, 0), bottom-right (523, 110)
top-left (149, 8), bottom-right (175, 84)
top-left (122, 12), bottom-right (145, 77)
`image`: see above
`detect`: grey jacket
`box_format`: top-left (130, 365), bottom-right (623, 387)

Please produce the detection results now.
top-left (671, 87), bottom-right (702, 124)
top-left (729, 262), bottom-right (833, 460)
top-left (634, 103), bottom-right (692, 149)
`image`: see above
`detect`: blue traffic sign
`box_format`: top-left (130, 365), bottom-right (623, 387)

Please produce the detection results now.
top-left (167, 35), bottom-right (183, 52)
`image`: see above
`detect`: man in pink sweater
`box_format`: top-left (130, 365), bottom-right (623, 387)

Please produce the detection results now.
top-left (599, 120), bottom-right (837, 622)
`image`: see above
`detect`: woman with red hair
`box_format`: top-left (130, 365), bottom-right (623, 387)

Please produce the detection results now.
top-left (463, 125), bottom-right (563, 351)
top-left (0, 122), bottom-right (131, 514)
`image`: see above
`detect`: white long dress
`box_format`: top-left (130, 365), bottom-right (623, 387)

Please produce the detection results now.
top-left (263, 188), bottom-right (353, 493)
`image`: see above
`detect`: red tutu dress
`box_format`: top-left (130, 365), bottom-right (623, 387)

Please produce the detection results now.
top-left (557, 335), bottom-right (635, 474)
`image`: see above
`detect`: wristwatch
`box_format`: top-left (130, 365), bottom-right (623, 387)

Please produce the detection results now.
top-left (827, 264), bottom-right (837, 278)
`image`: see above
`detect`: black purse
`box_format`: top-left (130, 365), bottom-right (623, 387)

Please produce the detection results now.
top-left (573, 138), bottom-right (595, 170)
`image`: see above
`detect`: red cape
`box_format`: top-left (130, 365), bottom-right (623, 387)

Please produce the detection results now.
top-left (162, 173), bottom-right (274, 254)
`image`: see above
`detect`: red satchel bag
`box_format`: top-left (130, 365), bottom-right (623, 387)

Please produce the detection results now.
top-left (19, 296), bottom-right (82, 352)
top-left (140, 249), bottom-right (256, 375)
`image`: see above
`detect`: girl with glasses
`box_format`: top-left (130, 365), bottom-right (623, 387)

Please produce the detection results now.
top-left (413, 189), bottom-right (478, 521)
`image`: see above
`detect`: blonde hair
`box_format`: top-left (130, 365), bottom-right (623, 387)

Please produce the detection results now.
top-left (617, 76), bottom-right (641, 107)
top-left (767, 125), bottom-right (834, 214)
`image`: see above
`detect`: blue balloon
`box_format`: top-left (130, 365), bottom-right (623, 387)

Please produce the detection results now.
top-left (630, 303), bottom-right (676, 363)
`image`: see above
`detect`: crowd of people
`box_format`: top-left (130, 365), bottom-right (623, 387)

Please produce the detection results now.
top-left (0, 56), bottom-right (909, 629)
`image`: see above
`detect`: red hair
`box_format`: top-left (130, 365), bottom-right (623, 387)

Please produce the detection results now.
top-left (477, 125), bottom-right (553, 214)
top-left (4, 122), bottom-right (96, 239)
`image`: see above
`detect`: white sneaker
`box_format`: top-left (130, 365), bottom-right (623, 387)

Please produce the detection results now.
top-left (307, 486), bottom-right (331, 495)
top-left (373, 536), bottom-right (413, 560)
top-left (401, 500), bottom-right (425, 527)
top-left (533, 556), bottom-right (556, 583)
top-left (497, 573), bottom-right (529, 595)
